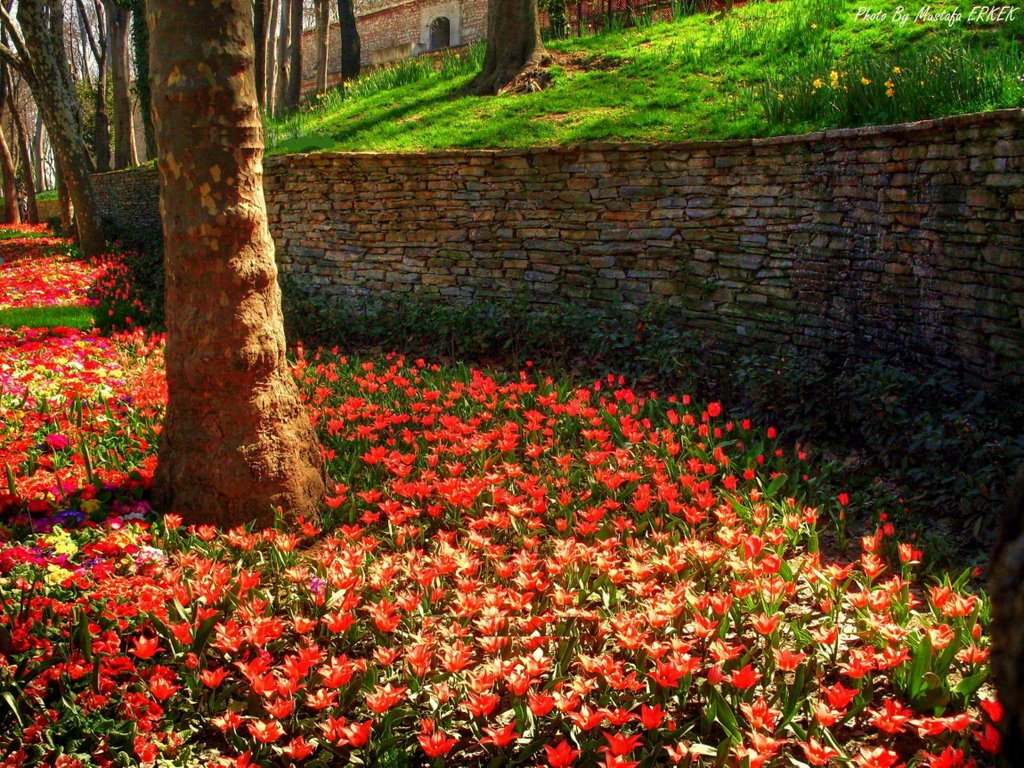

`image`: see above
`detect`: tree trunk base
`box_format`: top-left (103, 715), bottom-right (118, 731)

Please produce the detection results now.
top-left (993, 465), bottom-right (1024, 765)
top-left (153, 372), bottom-right (326, 528)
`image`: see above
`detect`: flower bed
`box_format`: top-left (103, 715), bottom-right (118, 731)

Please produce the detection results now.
top-left (0, 234), bottom-right (100, 311)
top-left (0, 233), bottom-right (1002, 767)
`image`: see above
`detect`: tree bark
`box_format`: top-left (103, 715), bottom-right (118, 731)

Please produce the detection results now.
top-left (254, 0), bottom-right (267, 107)
top-left (473, 0), bottom-right (547, 95)
top-left (33, 112), bottom-right (45, 191)
top-left (285, 0), bottom-right (303, 108)
top-left (104, 0), bottom-right (137, 168)
top-left (0, 65), bottom-right (20, 223)
top-left (147, 0), bottom-right (326, 527)
top-left (274, 0), bottom-right (290, 114)
top-left (79, 0), bottom-right (110, 172)
top-left (315, 0), bottom-right (329, 94)
top-left (130, 0), bottom-right (155, 159)
top-left (14, 0), bottom-right (105, 254)
top-left (264, 0), bottom-right (280, 114)
top-left (336, 0), bottom-right (359, 81)
top-left (0, 121), bottom-right (19, 223)
top-left (10, 99), bottom-right (38, 222)
top-left (55, 163), bottom-right (72, 231)
top-left (993, 466), bottom-right (1024, 765)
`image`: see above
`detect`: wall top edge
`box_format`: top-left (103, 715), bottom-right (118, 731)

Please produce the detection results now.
top-left (91, 108), bottom-right (1022, 180)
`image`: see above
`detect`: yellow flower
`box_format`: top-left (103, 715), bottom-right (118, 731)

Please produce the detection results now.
top-left (811, 22), bottom-right (818, 28)
top-left (892, 66), bottom-right (902, 75)
top-left (813, 78), bottom-right (824, 89)
top-left (829, 70), bottom-right (840, 87)
top-left (861, 77), bottom-right (871, 85)
top-left (81, 499), bottom-right (101, 514)
top-left (45, 565), bottom-right (75, 586)
top-left (778, 93), bottom-right (786, 101)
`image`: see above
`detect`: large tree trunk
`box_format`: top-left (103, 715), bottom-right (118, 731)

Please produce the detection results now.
top-left (274, 0), bottom-right (290, 114)
top-left (10, 102), bottom-right (38, 222)
top-left (16, 0), bottom-right (105, 255)
top-left (285, 0), bottom-right (302, 108)
top-left (104, 0), bottom-right (137, 168)
top-left (264, 0), bottom-right (280, 114)
top-left (993, 466), bottom-right (1024, 765)
top-left (315, 0), bottom-right (329, 94)
top-left (148, 0), bottom-right (326, 527)
top-left (254, 0), bottom-right (267, 107)
top-left (337, 0), bottom-right (359, 81)
top-left (473, 0), bottom-right (547, 95)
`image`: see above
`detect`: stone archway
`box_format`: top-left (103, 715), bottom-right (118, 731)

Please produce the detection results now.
top-left (429, 16), bottom-right (451, 50)
top-left (419, 2), bottom-right (461, 51)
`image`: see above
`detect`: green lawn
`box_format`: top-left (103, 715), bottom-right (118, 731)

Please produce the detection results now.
top-left (0, 305), bottom-right (95, 330)
top-left (265, 0), bottom-right (1023, 154)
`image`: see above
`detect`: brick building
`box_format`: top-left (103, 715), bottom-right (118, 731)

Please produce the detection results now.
top-left (301, 0), bottom-right (488, 93)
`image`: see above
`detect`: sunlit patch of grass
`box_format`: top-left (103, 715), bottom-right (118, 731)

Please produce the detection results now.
top-left (0, 305), bottom-right (95, 330)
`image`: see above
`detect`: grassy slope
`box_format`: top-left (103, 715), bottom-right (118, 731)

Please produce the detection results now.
top-left (267, 0), bottom-right (1023, 154)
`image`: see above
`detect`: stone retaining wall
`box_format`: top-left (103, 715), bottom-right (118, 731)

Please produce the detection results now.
top-left (92, 109), bottom-right (1024, 386)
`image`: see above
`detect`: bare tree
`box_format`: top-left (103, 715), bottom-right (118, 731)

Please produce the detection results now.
top-left (274, 0), bottom-right (290, 113)
top-left (474, 0), bottom-right (548, 95)
top-left (337, 0), bottom-right (358, 81)
top-left (76, 0), bottom-right (110, 172)
top-left (147, 0), bottom-right (326, 526)
top-left (0, 0), bottom-right (105, 254)
top-left (285, 0), bottom-right (302, 108)
top-left (0, 69), bottom-right (19, 224)
top-left (9, 86), bottom-right (38, 222)
top-left (314, 0), bottom-right (328, 94)
top-left (103, 0), bottom-right (136, 168)
top-left (263, 0), bottom-right (279, 114)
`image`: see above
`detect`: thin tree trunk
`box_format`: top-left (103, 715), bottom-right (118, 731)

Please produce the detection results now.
top-left (130, 0), bottom-right (155, 159)
top-left (264, 0), bottom-right (280, 114)
top-left (33, 112), bottom-right (45, 192)
top-left (79, 0), bottom-right (111, 172)
top-left (275, 0), bottom-right (290, 114)
top-left (254, 0), bottom-right (267, 107)
top-left (0, 64), bottom-right (20, 224)
top-left (55, 163), bottom-right (72, 231)
top-left (104, 0), bottom-right (136, 168)
top-left (10, 101), bottom-right (38, 222)
top-left (336, 0), bottom-right (359, 80)
top-left (473, 0), bottom-right (548, 95)
top-left (16, 0), bottom-right (105, 254)
top-left (0, 123), bottom-right (19, 223)
top-left (315, 0), bottom-right (328, 94)
top-left (286, 0), bottom-right (302, 108)
top-left (148, 0), bottom-right (326, 526)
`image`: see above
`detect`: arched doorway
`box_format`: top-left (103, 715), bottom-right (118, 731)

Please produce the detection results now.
top-left (429, 16), bottom-right (451, 50)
